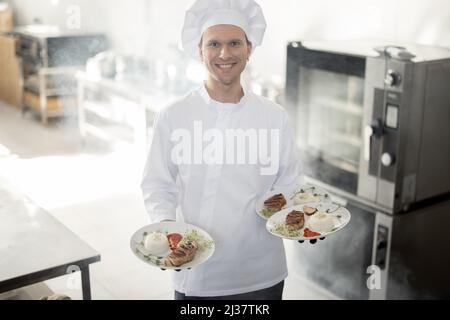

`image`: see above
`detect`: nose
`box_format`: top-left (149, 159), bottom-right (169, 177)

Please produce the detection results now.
top-left (219, 45), bottom-right (232, 59)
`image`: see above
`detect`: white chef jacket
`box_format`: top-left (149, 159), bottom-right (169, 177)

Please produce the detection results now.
top-left (141, 84), bottom-right (301, 297)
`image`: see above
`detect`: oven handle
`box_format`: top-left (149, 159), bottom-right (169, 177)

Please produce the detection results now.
top-left (364, 125), bottom-right (373, 162)
top-left (364, 119), bottom-right (383, 162)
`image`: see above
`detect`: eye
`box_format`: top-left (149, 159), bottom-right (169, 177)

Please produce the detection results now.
top-left (230, 41), bottom-right (241, 47)
top-left (208, 42), bottom-right (219, 48)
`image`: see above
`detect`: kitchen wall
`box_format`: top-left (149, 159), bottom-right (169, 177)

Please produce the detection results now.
top-left (7, 0), bottom-right (152, 56)
top-left (8, 0), bottom-right (450, 83)
top-left (255, 0), bottom-right (450, 83)
top-left (143, 0), bottom-right (450, 84)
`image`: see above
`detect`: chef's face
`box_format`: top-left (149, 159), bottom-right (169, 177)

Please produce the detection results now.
top-left (199, 24), bottom-right (252, 87)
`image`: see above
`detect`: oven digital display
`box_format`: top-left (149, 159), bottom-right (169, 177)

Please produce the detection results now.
top-left (385, 104), bottom-right (399, 129)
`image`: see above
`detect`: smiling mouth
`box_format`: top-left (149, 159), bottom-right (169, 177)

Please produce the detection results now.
top-left (215, 63), bottom-right (236, 70)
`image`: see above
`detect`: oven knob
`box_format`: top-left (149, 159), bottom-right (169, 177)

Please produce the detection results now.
top-left (370, 119), bottom-right (384, 138)
top-left (381, 153), bottom-right (395, 166)
top-left (384, 70), bottom-right (401, 86)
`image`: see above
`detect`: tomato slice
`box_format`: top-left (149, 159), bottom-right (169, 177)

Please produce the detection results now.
top-left (167, 233), bottom-right (183, 250)
top-left (303, 228), bottom-right (321, 237)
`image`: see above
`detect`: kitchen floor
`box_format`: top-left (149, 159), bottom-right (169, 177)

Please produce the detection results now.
top-left (0, 102), bottom-right (332, 300)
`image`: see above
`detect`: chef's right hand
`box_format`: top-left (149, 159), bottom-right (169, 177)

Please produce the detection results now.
top-left (298, 237), bottom-right (326, 245)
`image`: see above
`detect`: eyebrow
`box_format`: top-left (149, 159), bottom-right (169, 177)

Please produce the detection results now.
top-left (206, 39), bottom-right (244, 44)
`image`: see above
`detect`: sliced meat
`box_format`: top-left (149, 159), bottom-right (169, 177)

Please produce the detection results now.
top-left (164, 241), bottom-right (198, 267)
top-left (264, 193), bottom-right (287, 212)
top-left (285, 210), bottom-right (305, 231)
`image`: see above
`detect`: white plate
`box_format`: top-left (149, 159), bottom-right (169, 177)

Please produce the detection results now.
top-left (266, 202), bottom-right (351, 241)
top-left (256, 184), bottom-right (331, 220)
top-left (130, 222), bottom-right (215, 270)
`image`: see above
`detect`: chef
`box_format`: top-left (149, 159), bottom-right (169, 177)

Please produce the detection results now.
top-left (141, 0), bottom-right (301, 300)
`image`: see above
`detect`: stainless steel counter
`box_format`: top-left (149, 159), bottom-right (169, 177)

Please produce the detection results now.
top-left (0, 177), bottom-right (100, 299)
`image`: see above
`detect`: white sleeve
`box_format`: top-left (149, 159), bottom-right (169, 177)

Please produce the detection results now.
top-left (141, 110), bottom-right (178, 223)
top-left (272, 112), bottom-right (303, 189)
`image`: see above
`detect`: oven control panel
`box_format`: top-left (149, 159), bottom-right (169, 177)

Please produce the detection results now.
top-left (369, 89), bottom-right (401, 182)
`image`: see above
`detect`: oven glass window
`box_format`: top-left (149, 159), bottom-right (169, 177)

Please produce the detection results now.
top-left (296, 67), bottom-right (364, 193)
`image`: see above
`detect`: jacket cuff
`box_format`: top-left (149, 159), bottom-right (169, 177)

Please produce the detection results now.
top-left (148, 208), bottom-right (177, 223)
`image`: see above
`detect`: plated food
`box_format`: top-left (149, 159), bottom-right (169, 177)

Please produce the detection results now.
top-left (130, 222), bottom-right (215, 270)
top-left (290, 185), bottom-right (331, 205)
top-left (309, 212), bottom-right (335, 232)
top-left (144, 231), bottom-right (170, 255)
top-left (256, 184), bottom-right (331, 220)
top-left (285, 210), bottom-right (305, 231)
top-left (264, 193), bottom-right (287, 212)
top-left (165, 240), bottom-right (198, 267)
top-left (256, 188), bottom-right (293, 219)
top-left (266, 202), bottom-right (351, 241)
top-left (167, 233), bottom-right (183, 251)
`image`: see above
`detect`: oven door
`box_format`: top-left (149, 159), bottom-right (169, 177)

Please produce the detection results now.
top-left (287, 198), bottom-right (376, 299)
top-left (288, 190), bottom-right (450, 300)
top-left (285, 42), bottom-right (366, 195)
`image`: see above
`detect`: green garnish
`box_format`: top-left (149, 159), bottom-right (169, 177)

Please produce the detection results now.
top-left (179, 229), bottom-right (214, 252)
top-left (260, 208), bottom-right (276, 218)
top-left (273, 223), bottom-right (301, 237)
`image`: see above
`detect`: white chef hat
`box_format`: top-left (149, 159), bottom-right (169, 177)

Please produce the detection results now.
top-left (181, 0), bottom-right (267, 59)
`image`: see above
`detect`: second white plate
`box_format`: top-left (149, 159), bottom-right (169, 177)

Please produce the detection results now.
top-left (256, 184), bottom-right (332, 220)
top-left (266, 202), bottom-right (351, 241)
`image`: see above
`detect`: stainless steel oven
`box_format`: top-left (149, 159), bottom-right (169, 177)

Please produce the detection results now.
top-left (288, 190), bottom-right (450, 300)
top-left (285, 41), bottom-right (450, 299)
top-left (286, 41), bottom-right (450, 212)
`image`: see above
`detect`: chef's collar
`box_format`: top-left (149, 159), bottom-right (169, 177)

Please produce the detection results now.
top-left (198, 83), bottom-right (248, 113)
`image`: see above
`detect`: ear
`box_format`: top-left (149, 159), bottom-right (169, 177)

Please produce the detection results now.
top-left (198, 46), bottom-right (204, 62)
top-left (247, 42), bottom-right (253, 61)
